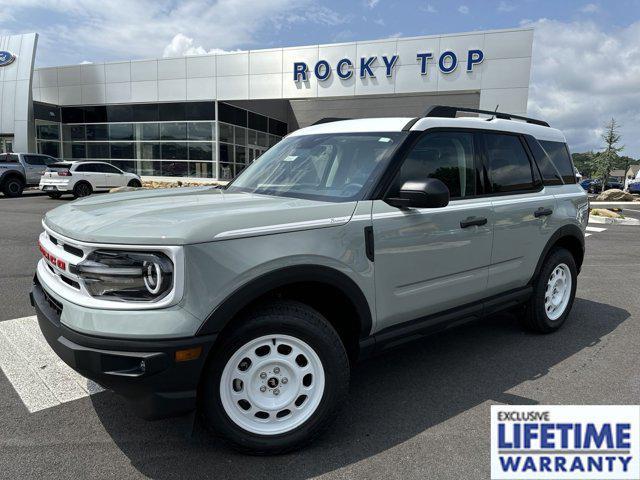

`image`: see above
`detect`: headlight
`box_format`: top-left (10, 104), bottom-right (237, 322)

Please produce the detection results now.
top-left (74, 250), bottom-right (174, 302)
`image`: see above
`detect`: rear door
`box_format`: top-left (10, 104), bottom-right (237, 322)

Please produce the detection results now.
top-left (372, 130), bottom-right (494, 330)
top-left (483, 132), bottom-right (557, 295)
top-left (23, 155), bottom-right (50, 184)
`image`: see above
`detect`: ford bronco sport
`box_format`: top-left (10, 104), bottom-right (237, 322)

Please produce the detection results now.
top-left (31, 106), bottom-right (588, 454)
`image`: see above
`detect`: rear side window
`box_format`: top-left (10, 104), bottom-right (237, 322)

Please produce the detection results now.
top-left (24, 155), bottom-right (46, 166)
top-left (392, 131), bottom-right (478, 199)
top-left (524, 137), bottom-right (563, 186)
top-left (539, 141), bottom-right (576, 184)
top-left (484, 133), bottom-right (536, 193)
top-left (74, 163), bottom-right (95, 173)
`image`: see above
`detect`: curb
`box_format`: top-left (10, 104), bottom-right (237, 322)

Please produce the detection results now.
top-left (589, 215), bottom-right (640, 225)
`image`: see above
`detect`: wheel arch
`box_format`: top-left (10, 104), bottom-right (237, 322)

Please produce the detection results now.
top-left (530, 224), bottom-right (585, 284)
top-left (196, 265), bottom-right (373, 360)
top-left (0, 170), bottom-right (26, 185)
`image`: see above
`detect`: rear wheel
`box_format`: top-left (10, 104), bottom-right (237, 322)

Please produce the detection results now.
top-left (73, 182), bottom-right (92, 198)
top-left (201, 301), bottom-right (349, 454)
top-left (521, 247), bottom-right (577, 333)
top-left (2, 177), bottom-right (25, 197)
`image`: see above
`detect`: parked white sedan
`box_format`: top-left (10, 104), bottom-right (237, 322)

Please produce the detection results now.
top-left (39, 161), bottom-right (142, 198)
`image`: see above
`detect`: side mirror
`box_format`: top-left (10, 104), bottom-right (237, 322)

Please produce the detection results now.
top-left (386, 178), bottom-right (450, 209)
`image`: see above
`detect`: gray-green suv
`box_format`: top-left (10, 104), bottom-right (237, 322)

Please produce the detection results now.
top-left (31, 106), bottom-right (588, 454)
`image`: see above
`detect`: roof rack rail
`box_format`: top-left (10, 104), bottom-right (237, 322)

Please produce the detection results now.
top-left (312, 117), bottom-right (352, 126)
top-left (423, 105), bottom-right (550, 127)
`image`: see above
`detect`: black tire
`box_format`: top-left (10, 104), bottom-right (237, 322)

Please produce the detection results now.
top-left (47, 192), bottom-right (62, 199)
top-left (201, 300), bottom-right (349, 455)
top-left (127, 179), bottom-right (142, 188)
top-left (521, 247), bottom-right (577, 333)
top-left (73, 181), bottom-right (92, 198)
top-left (1, 176), bottom-right (25, 197)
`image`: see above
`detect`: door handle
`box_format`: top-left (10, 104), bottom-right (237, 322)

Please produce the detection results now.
top-left (534, 207), bottom-right (553, 218)
top-left (460, 216), bottom-right (488, 228)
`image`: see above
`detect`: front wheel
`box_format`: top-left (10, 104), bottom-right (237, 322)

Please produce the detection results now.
top-left (127, 179), bottom-right (142, 188)
top-left (201, 301), bottom-right (349, 454)
top-left (47, 192), bottom-right (62, 199)
top-left (521, 247), bottom-right (577, 333)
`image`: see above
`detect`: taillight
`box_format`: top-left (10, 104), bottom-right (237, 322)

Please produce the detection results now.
top-left (58, 170), bottom-right (72, 176)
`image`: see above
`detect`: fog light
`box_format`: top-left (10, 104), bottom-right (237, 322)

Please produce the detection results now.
top-left (175, 347), bottom-right (202, 362)
top-left (140, 360), bottom-right (146, 373)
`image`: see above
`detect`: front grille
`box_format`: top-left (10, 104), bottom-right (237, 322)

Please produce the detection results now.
top-left (49, 235), bottom-right (58, 245)
top-left (60, 275), bottom-right (81, 290)
top-left (63, 244), bottom-right (84, 257)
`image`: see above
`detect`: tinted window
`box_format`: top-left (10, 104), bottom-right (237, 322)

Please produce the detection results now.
top-left (84, 106), bottom-right (107, 123)
top-left (187, 122), bottom-right (212, 140)
top-left (218, 102), bottom-right (247, 127)
top-left (133, 104), bottom-right (159, 122)
top-left (524, 137), bottom-right (563, 186)
top-left (540, 140), bottom-right (576, 184)
top-left (24, 155), bottom-right (47, 165)
top-left (160, 123), bottom-right (187, 140)
top-left (159, 103), bottom-right (186, 121)
top-left (87, 143), bottom-right (109, 159)
top-left (106, 105), bottom-right (133, 123)
top-left (110, 143), bottom-right (134, 159)
top-left (86, 124), bottom-right (108, 141)
top-left (248, 112), bottom-right (268, 132)
top-left (185, 102), bottom-right (215, 121)
top-left (485, 134), bottom-right (536, 193)
top-left (392, 131), bottom-right (478, 199)
top-left (109, 124), bottom-right (134, 141)
top-left (100, 163), bottom-right (122, 174)
top-left (74, 163), bottom-right (95, 173)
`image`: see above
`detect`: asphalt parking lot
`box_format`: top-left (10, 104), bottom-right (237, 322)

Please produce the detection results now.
top-left (1, 193), bottom-right (639, 479)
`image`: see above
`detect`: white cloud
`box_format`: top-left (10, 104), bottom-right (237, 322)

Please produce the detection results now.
top-left (365, 0), bottom-right (380, 8)
top-left (373, 18), bottom-right (385, 26)
top-left (580, 3), bottom-right (599, 13)
top-left (0, 0), bottom-right (345, 65)
top-left (458, 5), bottom-right (469, 14)
top-left (497, 1), bottom-right (515, 12)
top-left (162, 33), bottom-right (240, 58)
top-left (526, 18), bottom-right (640, 156)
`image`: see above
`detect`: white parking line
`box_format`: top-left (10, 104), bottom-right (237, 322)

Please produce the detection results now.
top-left (586, 226), bottom-right (607, 233)
top-left (0, 316), bottom-right (103, 413)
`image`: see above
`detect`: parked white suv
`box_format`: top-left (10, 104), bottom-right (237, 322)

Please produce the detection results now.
top-left (39, 161), bottom-right (142, 198)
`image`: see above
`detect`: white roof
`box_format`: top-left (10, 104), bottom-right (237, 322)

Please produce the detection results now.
top-left (290, 116), bottom-right (566, 143)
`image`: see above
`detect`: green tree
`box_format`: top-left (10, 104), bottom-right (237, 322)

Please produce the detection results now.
top-left (594, 118), bottom-right (624, 191)
top-left (571, 151), bottom-right (597, 179)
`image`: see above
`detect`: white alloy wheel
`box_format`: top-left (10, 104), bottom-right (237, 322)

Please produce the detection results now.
top-left (219, 334), bottom-right (326, 436)
top-left (544, 263), bottom-right (572, 321)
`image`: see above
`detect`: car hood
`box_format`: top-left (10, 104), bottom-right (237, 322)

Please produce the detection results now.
top-left (43, 187), bottom-right (358, 245)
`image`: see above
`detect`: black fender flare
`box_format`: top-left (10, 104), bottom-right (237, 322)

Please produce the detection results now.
top-left (0, 170), bottom-right (26, 185)
top-left (529, 224), bottom-right (585, 284)
top-left (196, 265), bottom-right (373, 338)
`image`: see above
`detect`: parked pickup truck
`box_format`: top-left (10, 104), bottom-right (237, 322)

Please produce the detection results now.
top-left (0, 153), bottom-right (59, 197)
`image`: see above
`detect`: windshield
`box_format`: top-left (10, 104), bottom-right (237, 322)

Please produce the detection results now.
top-left (227, 132), bottom-right (406, 201)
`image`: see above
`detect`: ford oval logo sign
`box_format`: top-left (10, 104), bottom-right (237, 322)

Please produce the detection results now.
top-left (0, 51), bottom-right (15, 67)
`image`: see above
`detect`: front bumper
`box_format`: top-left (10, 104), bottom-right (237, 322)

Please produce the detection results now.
top-left (30, 277), bottom-right (217, 419)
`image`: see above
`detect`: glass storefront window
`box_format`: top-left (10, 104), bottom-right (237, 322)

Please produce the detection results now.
top-left (161, 161), bottom-right (189, 177)
top-left (234, 126), bottom-right (247, 146)
top-left (219, 162), bottom-right (235, 181)
top-left (38, 141), bottom-right (60, 158)
top-left (160, 122), bottom-right (187, 140)
top-left (62, 125), bottom-right (86, 141)
top-left (36, 123), bottom-right (60, 140)
top-left (236, 146), bottom-right (247, 165)
top-left (189, 162), bottom-right (214, 178)
top-left (248, 129), bottom-right (258, 145)
top-left (71, 143), bottom-right (86, 159)
top-left (219, 123), bottom-right (233, 144)
top-left (110, 160), bottom-right (136, 173)
top-left (160, 142), bottom-right (187, 160)
top-left (86, 124), bottom-right (109, 141)
top-left (110, 143), bottom-right (135, 159)
top-left (187, 122), bottom-right (213, 140)
top-left (139, 160), bottom-right (162, 176)
top-left (257, 131), bottom-right (268, 147)
top-left (188, 143), bottom-right (213, 160)
top-left (87, 143), bottom-right (109, 159)
top-left (141, 123), bottom-right (160, 141)
top-left (219, 143), bottom-right (234, 163)
top-left (109, 123), bottom-right (134, 141)
top-left (141, 143), bottom-right (160, 159)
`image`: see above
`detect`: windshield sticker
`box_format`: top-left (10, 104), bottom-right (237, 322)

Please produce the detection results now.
top-left (283, 155), bottom-right (298, 162)
top-left (378, 137), bottom-right (391, 143)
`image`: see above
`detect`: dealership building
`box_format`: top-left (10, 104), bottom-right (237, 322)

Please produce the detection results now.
top-left (0, 28), bottom-right (533, 181)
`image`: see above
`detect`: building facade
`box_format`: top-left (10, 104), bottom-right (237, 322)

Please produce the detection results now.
top-left (0, 28), bottom-right (534, 181)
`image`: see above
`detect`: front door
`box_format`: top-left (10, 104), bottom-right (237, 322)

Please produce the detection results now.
top-left (372, 130), bottom-right (494, 330)
top-left (22, 155), bottom-right (49, 184)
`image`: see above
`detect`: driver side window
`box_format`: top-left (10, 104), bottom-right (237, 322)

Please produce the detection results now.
top-left (392, 131), bottom-right (478, 199)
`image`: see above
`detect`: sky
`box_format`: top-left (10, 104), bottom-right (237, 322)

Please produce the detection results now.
top-left (0, 0), bottom-right (639, 156)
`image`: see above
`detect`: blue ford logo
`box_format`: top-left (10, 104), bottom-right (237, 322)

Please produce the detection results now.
top-left (0, 51), bottom-right (15, 67)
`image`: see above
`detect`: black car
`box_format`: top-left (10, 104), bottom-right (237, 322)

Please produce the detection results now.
top-left (587, 179), bottom-right (624, 194)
